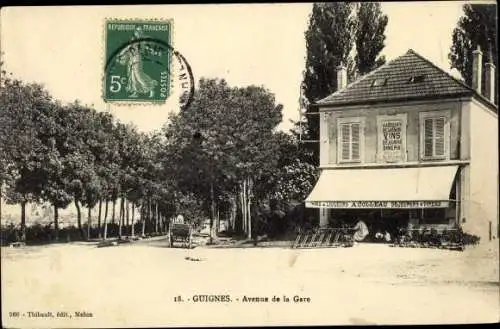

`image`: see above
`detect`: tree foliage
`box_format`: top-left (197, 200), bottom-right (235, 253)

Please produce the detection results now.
top-left (303, 2), bottom-right (356, 104)
top-left (1, 70), bottom-right (317, 243)
top-left (300, 2), bottom-right (388, 164)
top-left (449, 4), bottom-right (497, 102)
top-left (355, 2), bottom-right (388, 75)
top-left (163, 78), bottom-right (284, 238)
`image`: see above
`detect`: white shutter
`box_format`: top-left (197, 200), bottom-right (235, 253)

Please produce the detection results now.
top-left (420, 111), bottom-right (450, 160)
top-left (338, 118), bottom-right (364, 162)
top-left (351, 123), bottom-right (360, 160)
top-left (434, 117), bottom-right (445, 156)
top-left (424, 118), bottom-right (434, 157)
top-left (341, 124), bottom-right (350, 161)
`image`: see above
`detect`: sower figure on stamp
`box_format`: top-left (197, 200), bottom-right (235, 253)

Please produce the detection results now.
top-left (117, 26), bottom-right (158, 98)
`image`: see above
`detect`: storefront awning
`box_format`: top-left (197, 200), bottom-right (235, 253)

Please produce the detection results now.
top-left (305, 166), bottom-right (459, 209)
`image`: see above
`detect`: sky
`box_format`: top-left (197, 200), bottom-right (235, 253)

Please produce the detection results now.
top-left (0, 2), bottom-right (475, 134)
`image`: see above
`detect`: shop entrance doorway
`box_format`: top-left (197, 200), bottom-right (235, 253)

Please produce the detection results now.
top-left (328, 208), bottom-right (412, 243)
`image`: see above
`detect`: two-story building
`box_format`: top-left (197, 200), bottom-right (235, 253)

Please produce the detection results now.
top-left (305, 49), bottom-right (498, 243)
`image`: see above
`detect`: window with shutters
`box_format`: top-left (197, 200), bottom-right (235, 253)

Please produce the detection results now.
top-left (337, 117), bottom-right (365, 163)
top-left (419, 110), bottom-right (450, 160)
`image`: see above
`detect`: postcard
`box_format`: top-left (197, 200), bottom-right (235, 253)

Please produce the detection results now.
top-left (1, 2), bottom-right (498, 327)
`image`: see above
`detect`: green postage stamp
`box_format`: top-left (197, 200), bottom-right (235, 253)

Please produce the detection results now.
top-left (103, 19), bottom-right (172, 103)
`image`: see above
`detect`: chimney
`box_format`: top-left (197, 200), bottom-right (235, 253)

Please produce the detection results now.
top-left (336, 65), bottom-right (347, 91)
top-left (472, 46), bottom-right (483, 93)
top-left (484, 48), bottom-right (496, 104)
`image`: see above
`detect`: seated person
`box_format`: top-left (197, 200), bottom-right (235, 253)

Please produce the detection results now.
top-left (384, 231), bottom-right (391, 242)
top-left (353, 219), bottom-right (369, 242)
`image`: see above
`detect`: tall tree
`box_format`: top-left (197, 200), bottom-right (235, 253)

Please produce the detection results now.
top-left (300, 2), bottom-right (390, 165)
top-left (92, 111), bottom-right (116, 239)
top-left (354, 2), bottom-right (388, 75)
top-left (57, 102), bottom-right (99, 239)
top-left (163, 78), bottom-right (282, 239)
top-left (0, 78), bottom-right (59, 241)
top-left (449, 4), bottom-right (497, 101)
top-left (303, 3), bottom-right (356, 103)
top-left (301, 2), bottom-right (356, 164)
top-left (39, 102), bottom-right (74, 241)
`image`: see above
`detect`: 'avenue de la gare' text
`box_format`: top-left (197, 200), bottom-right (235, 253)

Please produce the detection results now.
top-left (187, 295), bottom-right (311, 303)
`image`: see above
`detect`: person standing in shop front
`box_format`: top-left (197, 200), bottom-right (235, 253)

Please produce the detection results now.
top-left (353, 218), bottom-right (369, 242)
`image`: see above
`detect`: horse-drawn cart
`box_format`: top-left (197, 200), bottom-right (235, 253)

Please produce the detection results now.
top-left (168, 215), bottom-right (193, 248)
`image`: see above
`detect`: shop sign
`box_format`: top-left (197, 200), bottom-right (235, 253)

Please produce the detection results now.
top-left (306, 200), bottom-right (449, 209)
top-left (382, 121), bottom-right (402, 151)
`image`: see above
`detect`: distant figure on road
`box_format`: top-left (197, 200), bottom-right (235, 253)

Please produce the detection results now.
top-left (353, 219), bottom-right (369, 242)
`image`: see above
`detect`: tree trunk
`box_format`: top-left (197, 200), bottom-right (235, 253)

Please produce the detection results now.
top-left (112, 198), bottom-right (116, 225)
top-left (244, 179), bottom-right (248, 238)
top-left (155, 202), bottom-right (159, 233)
top-left (161, 213), bottom-right (165, 234)
top-left (87, 205), bottom-right (92, 241)
top-left (159, 212), bottom-right (162, 234)
top-left (247, 178), bottom-right (252, 240)
top-left (141, 204), bottom-right (146, 237)
top-left (20, 201), bottom-right (27, 242)
top-left (126, 199), bottom-right (130, 235)
top-left (241, 180), bottom-right (246, 235)
top-left (228, 197), bottom-right (232, 232)
top-left (227, 195), bottom-right (233, 232)
top-left (216, 207), bottom-right (220, 234)
top-left (210, 182), bottom-right (215, 243)
top-left (131, 203), bottom-right (135, 237)
top-left (159, 211), bottom-right (162, 233)
top-left (97, 200), bottom-right (102, 239)
top-left (148, 199), bottom-right (152, 234)
top-left (75, 199), bottom-right (83, 239)
top-left (103, 201), bottom-right (108, 240)
top-left (54, 205), bottom-right (59, 241)
top-left (244, 181), bottom-right (248, 235)
top-left (231, 195), bottom-right (237, 232)
top-left (163, 213), bottom-right (167, 233)
top-left (119, 197), bottom-right (124, 238)
top-left (103, 200), bottom-right (109, 240)
top-left (238, 186), bottom-right (243, 233)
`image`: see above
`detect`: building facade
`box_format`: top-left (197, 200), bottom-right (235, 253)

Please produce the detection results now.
top-left (305, 49), bottom-right (498, 243)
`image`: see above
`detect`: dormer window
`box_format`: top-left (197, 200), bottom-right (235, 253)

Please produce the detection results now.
top-left (408, 75), bottom-right (426, 83)
top-left (371, 78), bottom-right (387, 87)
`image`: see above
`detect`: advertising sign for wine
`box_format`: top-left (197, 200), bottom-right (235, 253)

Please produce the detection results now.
top-left (378, 114), bottom-right (407, 163)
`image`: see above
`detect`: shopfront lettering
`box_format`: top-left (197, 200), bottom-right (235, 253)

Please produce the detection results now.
top-left (351, 201), bottom-right (388, 208)
top-left (307, 201), bottom-right (448, 209)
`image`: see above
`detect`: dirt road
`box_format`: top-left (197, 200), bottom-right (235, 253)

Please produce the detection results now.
top-left (2, 240), bottom-right (498, 327)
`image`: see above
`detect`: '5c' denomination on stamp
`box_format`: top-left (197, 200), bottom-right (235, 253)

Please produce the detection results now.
top-left (103, 19), bottom-right (172, 103)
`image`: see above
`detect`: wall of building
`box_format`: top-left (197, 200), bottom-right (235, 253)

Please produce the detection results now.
top-left (457, 101), bottom-right (470, 230)
top-left (319, 99), bottom-right (462, 166)
top-left (466, 99), bottom-right (498, 242)
top-left (317, 98), bottom-right (464, 229)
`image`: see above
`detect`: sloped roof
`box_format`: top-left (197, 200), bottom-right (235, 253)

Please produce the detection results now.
top-left (316, 49), bottom-right (476, 106)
